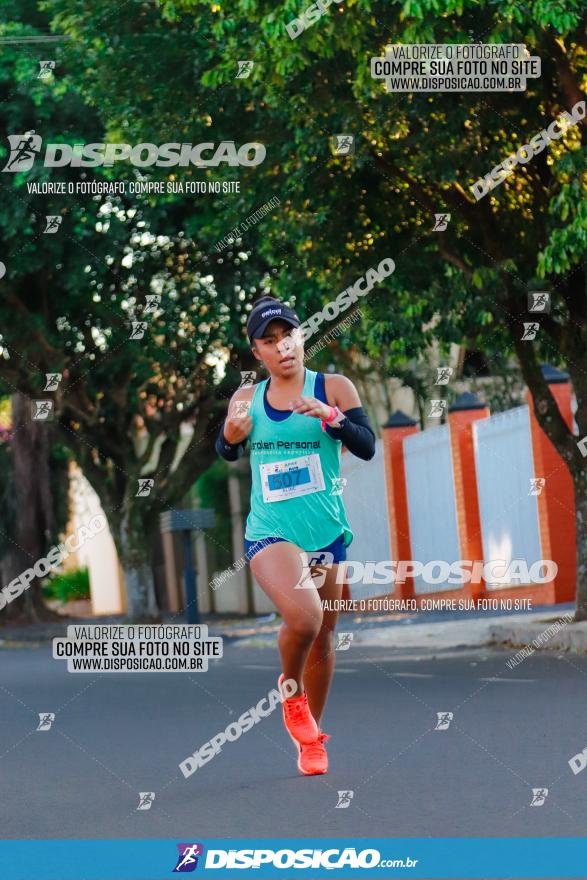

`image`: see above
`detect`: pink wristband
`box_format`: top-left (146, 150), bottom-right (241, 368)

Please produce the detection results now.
top-left (321, 406), bottom-right (337, 431)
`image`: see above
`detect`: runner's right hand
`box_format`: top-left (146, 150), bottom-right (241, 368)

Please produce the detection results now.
top-left (223, 401), bottom-right (253, 444)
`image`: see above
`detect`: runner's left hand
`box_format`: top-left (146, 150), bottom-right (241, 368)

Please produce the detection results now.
top-left (290, 396), bottom-right (331, 420)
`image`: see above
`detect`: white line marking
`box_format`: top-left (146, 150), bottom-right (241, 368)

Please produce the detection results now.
top-left (479, 676), bottom-right (535, 683)
top-left (390, 672), bottom-right (435, 678)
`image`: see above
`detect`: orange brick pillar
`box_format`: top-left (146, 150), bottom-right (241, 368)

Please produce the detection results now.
top-left (448, 392), bottom-right (490, 602)
top-left (527, 364), bottom-right (576, 604)
top-left (381, 411), bottom-right (419, 600)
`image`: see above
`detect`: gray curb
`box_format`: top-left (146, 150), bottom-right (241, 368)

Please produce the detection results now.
top-left (490, 619), bottom-right (587, 652)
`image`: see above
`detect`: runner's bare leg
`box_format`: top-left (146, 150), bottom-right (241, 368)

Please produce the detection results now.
top-left (250, 541), bottom-right (323, 695)
top-left (302, 563), bottom-right (343, 725)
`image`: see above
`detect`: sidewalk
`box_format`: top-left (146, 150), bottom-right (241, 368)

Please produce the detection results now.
top-left (352, 607), bottom-right (579, 652)
top-left (488, 614), bottom-right (587, 652)
top-left (0, 612), bottom-right (281, 646)
top-left (216, 603), bottom-right (583, 653)
top-left (223, 603), bottom-right (586, 654)
top-left (2, 604), bottom-right (586, 653)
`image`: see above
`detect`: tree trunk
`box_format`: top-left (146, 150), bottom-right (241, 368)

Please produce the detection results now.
top-left (510, 321), bottom-right (587, 623)
top-left (121, 557), bottom-right (158, 621)
top-left (573, 468), bottom-right (587, 622)
top-left (1, 393), bottom-right (59, 624)
top-left (115, 511), bottom-right (159, 621)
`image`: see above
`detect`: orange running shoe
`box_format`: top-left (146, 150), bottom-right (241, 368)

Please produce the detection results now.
top-left (278, 674), bottom-right (319, 745)
top-left (298, 732), bottom-right (330, 776)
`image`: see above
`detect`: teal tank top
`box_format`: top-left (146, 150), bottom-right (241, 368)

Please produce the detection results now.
top-left (244, 369), bottom-right (353, 551)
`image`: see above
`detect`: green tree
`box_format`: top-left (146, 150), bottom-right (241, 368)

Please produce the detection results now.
top-left (0, 2), bottom-right (265, 618)
top-left (0, 395), bottom-right (70, 622)
top-left (55, 0), bottom-right (587, 614)
top-left (4, 0), bottom-right (586, 619)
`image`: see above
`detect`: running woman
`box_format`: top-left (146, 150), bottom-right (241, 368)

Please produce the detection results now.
top-left (216, 296), bottom-right (375, 775)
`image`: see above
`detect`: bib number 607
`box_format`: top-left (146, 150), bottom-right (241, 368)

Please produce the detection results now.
top-left (273, 469), bottom-right (302, 489)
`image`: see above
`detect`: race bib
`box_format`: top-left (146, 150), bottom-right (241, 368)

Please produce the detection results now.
top-left (260, 454), bottom-right (325, 503)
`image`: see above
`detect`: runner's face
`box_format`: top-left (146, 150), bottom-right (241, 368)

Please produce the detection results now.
top-left (252, 319), bottom-right (304, 377)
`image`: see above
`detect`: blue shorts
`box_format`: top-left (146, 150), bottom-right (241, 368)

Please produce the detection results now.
top-left (245, 533), bottom-right (347, 564)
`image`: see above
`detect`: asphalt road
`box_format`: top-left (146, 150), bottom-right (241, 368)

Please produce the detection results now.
top-left (2, 637), bottom-right (587, 846)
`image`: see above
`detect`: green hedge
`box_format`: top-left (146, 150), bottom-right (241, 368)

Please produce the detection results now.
top-left (43, 568), bottom-right (90, 604)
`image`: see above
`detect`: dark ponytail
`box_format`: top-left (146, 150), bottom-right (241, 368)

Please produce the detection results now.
top-left (252, 294), bottom-right (282, 307)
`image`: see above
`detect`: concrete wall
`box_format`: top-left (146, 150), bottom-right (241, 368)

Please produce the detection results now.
top-left (473, 405), bottom-right (543, 587)
top-left (403, 425), bottom-right (462, 595)
top-left (68, 463), bottom-right (125, 615)
top-left (340, 440), bottom-right (392, 600)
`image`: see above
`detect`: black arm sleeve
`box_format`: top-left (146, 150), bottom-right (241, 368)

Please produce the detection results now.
top-left (325, 406), bottom-right (376, 460)
top-left (215, 421), bottom-right (245, 462)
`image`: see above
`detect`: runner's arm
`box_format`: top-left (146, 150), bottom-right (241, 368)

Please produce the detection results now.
top-left (325, 375), bottom-right (376, 461)
top-left (326, 407), bottom-right (375, 460)
top-left (215, 388), bottom-right (254, 461)
top-left (215, 422), bottom-right (246, 461)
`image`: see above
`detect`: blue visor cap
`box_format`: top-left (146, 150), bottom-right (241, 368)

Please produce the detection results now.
top-left (247, 303), bottom-right (300, 342)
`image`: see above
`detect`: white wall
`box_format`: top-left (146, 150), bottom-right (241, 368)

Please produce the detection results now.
top-left (473, 405), bottom-right (543, 587)
top-left (69, 464), bottom-right (125, 614)
top-left (404, 425), bottom-right (462, 594)
top-left (340, 440), bottom-right (393, 600)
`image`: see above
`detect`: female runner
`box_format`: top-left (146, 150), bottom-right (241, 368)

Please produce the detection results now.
top-left (216, 295), bottom-right (375, 775)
